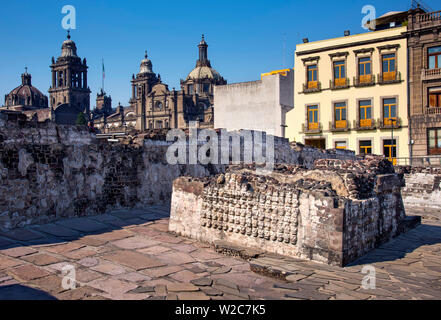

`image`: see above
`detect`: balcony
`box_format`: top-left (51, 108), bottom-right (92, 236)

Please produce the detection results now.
top-left (302, 122), bottom-right (323, 134)
top-left (329, 120), bottom-right (350, 132)
top-left (378, 71), bottom-right (401, 84)
top-left (425, 106), bottom-right (441, 115)
top-left (353, 74), bottom-right (376, 87)
top-left (421, 68), bottom-right (441, 81)
top-left (330, 78), bottom-right (350, 90)
top-left (378, 117), bottom-right (402, 129)
top-left (417, 10), bottom-right (441, 23)
top-left (353, 119), bottom-right (377, 131)
top-left (302, 81), bottom-right (321, 94)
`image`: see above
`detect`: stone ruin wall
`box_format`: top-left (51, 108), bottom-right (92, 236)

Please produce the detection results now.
top-left (169, 158), bottom-right (420, 266)
top-left (0, 114), bottom-right (357, 231)
top-left (395, 166), bottom-right (441, 209)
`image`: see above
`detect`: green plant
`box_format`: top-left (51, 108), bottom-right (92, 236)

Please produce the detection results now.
top-left (76, 112), bottom-right (87, 126)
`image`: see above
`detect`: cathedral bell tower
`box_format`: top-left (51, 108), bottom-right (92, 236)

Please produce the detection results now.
top-left (48, 31), bottom-right (91, 123)
top-left (131, 51), bottom-right (160, 131)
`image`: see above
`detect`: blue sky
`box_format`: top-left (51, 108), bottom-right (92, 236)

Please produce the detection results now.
top-left (0, 0), bottom-right (439, 108)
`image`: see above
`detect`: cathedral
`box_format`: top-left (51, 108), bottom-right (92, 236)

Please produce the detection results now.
top-left (2, 33), bottom-right (226, 131)
top-left (2, 32), bottom-right (90, 125)
top-left (94, 35), bottom-right (227, 133)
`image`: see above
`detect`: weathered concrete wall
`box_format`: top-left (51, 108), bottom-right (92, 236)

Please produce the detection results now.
top-left (0, 115), bottom-right (356, 231)
top-left (396, 166), bottom-right (441, 209)
top-left (170, 158), bottom-right (419, 267)
top-left (214, 71), bottom-right (294, 138)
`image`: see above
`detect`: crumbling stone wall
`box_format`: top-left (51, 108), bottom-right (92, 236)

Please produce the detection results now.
top-left (396, 166), bottom-right (441, 209)
top-left (0, 119), bottom-right (224, 231)
top-left (0, 114), bottom-right (357, 231)
top-left (169, 157), bottom-right (419, 266)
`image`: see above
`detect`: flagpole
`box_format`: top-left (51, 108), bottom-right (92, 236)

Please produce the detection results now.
top-left (102, 58), bottom-right (104, 93)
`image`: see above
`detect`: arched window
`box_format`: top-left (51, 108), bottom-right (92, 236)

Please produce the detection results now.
top-left (156, 101), bottom-right (163, 110)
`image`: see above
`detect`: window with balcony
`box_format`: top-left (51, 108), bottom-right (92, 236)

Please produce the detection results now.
top-left (382, 53), bottom-right (396, 81)
top-left (333, 61), bottom-right (346, 87)
top-left (359, 140), bottom-right (372, 155)
top-left (307, 105), bottom-right (319, 130)
top-left (428, 128), bottom-right (441, 155)
top-left (358, 57), bottom-right (372, 83)
top-left (383, 139), bottom-right (397, 165)
top-left (429, 46), bottom-right (441, 69)
top-left (359, 100), bottom-right (373, 128)
top-left (335, 141), bottom-right (347, 150)
top-left (307, 65), bottom-right (318, 89)
top-left (334, 102), bottom-right (347, 129)
top-left (383, 98), bottom-right (397, 126)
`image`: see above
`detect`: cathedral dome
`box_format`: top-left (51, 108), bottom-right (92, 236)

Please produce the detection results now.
top-left (185, 35), bottom-right (224, 83)
top-left (61, 32), bottom-right (78, 57)
top-left (4, 71), bottom-right (48, 110)
top-left (186, 66), bottom-right (223, 81)
top-left (140, 51), bottom-right (154, 74)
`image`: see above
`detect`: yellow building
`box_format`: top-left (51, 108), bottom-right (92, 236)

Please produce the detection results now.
top-left (286, 25), bottom-right (409, 164)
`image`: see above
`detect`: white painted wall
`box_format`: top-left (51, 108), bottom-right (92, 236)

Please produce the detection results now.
top-left (214, 71), bottom-right (294, 137)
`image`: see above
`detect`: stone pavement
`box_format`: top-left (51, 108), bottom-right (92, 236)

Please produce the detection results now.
top-left (0, 205), bottom-right (440, 300)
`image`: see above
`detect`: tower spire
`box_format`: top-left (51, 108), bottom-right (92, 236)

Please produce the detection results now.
top-left (197, 34), bottom-right (210, 67)
top-left (67, 30), bottom-right (71, 40)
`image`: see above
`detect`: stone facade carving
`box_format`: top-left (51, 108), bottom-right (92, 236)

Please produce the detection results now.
top-left (169, 157), bottom-right (420, 266)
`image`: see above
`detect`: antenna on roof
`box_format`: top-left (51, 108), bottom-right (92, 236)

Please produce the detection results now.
top-left (411, 0), bottom-right (432, 12)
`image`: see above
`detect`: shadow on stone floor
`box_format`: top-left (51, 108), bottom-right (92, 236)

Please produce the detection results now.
top-left (0, 206), bottom-right (171, 252)
top-left (0, 284), bottom-right (57, 300)
top-left (347, 223), bottom-right (441, 266)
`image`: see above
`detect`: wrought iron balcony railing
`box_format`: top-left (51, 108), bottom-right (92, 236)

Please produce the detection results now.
top-left (378, 71), bottom-right (402, 84)
top-left (302, 81), bottom-right (322, 93)
top-left (353, 118), bottom-right (377, 131)
top-left (302, 122), bottom-right (323, 134)
top-left (378, 117), bottom-right (402, 129)
top-left (330, 78), bottom-right (350, 90)
top-left (329, 120), bottom-right (350, 132)
top-left (353, 74), bottom-right (376, 87)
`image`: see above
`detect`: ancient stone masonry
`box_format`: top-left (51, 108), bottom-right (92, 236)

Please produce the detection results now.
top-left (169, 157), bottom-right (420, 267)
top-left (0, 114), bottom-right (358, 231)
top-left (0, 118), bottom-right (222, 231)
top-left (396, 166), bottom-right (441, 209)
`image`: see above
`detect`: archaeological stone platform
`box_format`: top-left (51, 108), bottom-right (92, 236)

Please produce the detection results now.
top-left (169, 157), bottom-right (421, 267)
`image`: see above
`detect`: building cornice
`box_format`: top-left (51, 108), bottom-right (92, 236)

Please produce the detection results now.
top-left (353, 47), bottom-right (375, 55)
top-left (301, 56), bottom-right (320, 64)
top-left (377, 44), bottom-right (400, 51)
top-left (329, 51), bottom-right (349, 58)
top-left (296, 34), bottom-right (405, 56)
